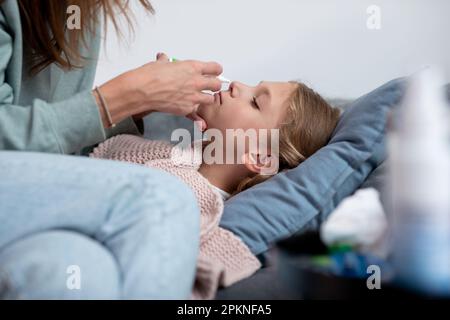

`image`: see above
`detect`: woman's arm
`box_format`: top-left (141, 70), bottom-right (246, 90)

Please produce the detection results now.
top-left (0, 12), bottom-right (221, 154)
top-left (0, 90), bottom-right (106, 154)
top-left (93, 53), bottom-right (223, 128)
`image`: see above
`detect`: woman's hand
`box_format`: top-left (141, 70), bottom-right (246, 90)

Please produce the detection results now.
top-left (95, 53), bottom-right (222, 130)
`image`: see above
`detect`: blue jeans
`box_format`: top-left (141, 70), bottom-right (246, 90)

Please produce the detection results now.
top-left (0, 151), bottom-right (200, 299)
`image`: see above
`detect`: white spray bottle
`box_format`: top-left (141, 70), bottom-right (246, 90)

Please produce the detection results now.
top-left (388, 68), bottom-right (450, 296)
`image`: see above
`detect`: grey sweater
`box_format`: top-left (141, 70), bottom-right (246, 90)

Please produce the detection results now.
top-left (0, 0), bottom-right (140, 154)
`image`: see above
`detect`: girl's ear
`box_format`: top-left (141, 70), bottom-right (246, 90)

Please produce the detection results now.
top-left (242, 152), bottom-right (278, 175)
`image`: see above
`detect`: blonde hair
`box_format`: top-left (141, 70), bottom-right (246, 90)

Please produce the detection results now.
top-left (235, 82), bottom-right (341, 194)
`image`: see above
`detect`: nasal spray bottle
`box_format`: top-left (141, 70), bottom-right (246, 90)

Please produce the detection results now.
top-left (388, 68), bottom-right (450, 296)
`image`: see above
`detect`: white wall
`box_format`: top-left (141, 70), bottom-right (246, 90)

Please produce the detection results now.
top-left (95, 0), bottom-right (450, 99)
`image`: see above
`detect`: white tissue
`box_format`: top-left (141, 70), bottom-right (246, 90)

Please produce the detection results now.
top-left (320, 188), bottom-right (388, 253)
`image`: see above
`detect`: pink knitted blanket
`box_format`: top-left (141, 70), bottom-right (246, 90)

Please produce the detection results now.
top-left (90, 134), bottom-right (261, 299)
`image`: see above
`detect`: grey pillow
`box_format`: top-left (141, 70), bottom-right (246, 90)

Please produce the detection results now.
top-left (220, 78), bottom-right (407, 255)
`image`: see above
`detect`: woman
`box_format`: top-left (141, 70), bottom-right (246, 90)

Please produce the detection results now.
top-left (0, 0), bottom-right (222, 299)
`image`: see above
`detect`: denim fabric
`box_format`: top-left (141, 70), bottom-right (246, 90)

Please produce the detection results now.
top-left (0, 231), bottom-right (120, 299)
top-left (0, 151), bottom-right (200, 299)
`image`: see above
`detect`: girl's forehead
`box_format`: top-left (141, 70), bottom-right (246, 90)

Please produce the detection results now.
top-left (263, 82), bottom-right (297, 108)
top-left (258, 82), bottom-right (297, 103)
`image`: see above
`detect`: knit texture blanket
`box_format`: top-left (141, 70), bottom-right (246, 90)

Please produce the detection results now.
top-left (90, 134), bottom-right (261, 299)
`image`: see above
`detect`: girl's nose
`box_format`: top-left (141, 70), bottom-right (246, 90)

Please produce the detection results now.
top-left (230, 81), bottom-right (256, 99)
top-left (229, 81), bottom-right (245, 97)
top-left (230, 81), bottom-right (243, 88)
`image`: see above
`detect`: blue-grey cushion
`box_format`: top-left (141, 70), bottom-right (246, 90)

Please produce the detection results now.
top-left (220, 78), bottom-right (407, 255)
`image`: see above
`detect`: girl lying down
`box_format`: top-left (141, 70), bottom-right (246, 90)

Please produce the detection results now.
top-left (90, 80), bottom-right (340, 299)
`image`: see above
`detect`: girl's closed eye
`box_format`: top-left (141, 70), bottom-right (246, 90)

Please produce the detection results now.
top-left (251, 96), bottom-right (260, 110)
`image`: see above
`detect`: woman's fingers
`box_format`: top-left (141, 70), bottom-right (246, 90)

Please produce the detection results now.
top-left (121, 55), bottom-right (224, 120)
top-left (193, 92), bottom-right (215, 106)
top-left (199, 61), bottom-right (223, 76)
top-left (197, 77), bottom-right (222, 92)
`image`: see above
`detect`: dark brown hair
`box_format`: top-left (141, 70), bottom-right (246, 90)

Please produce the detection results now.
top-left (2, 0), bottom-right (154, 73)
